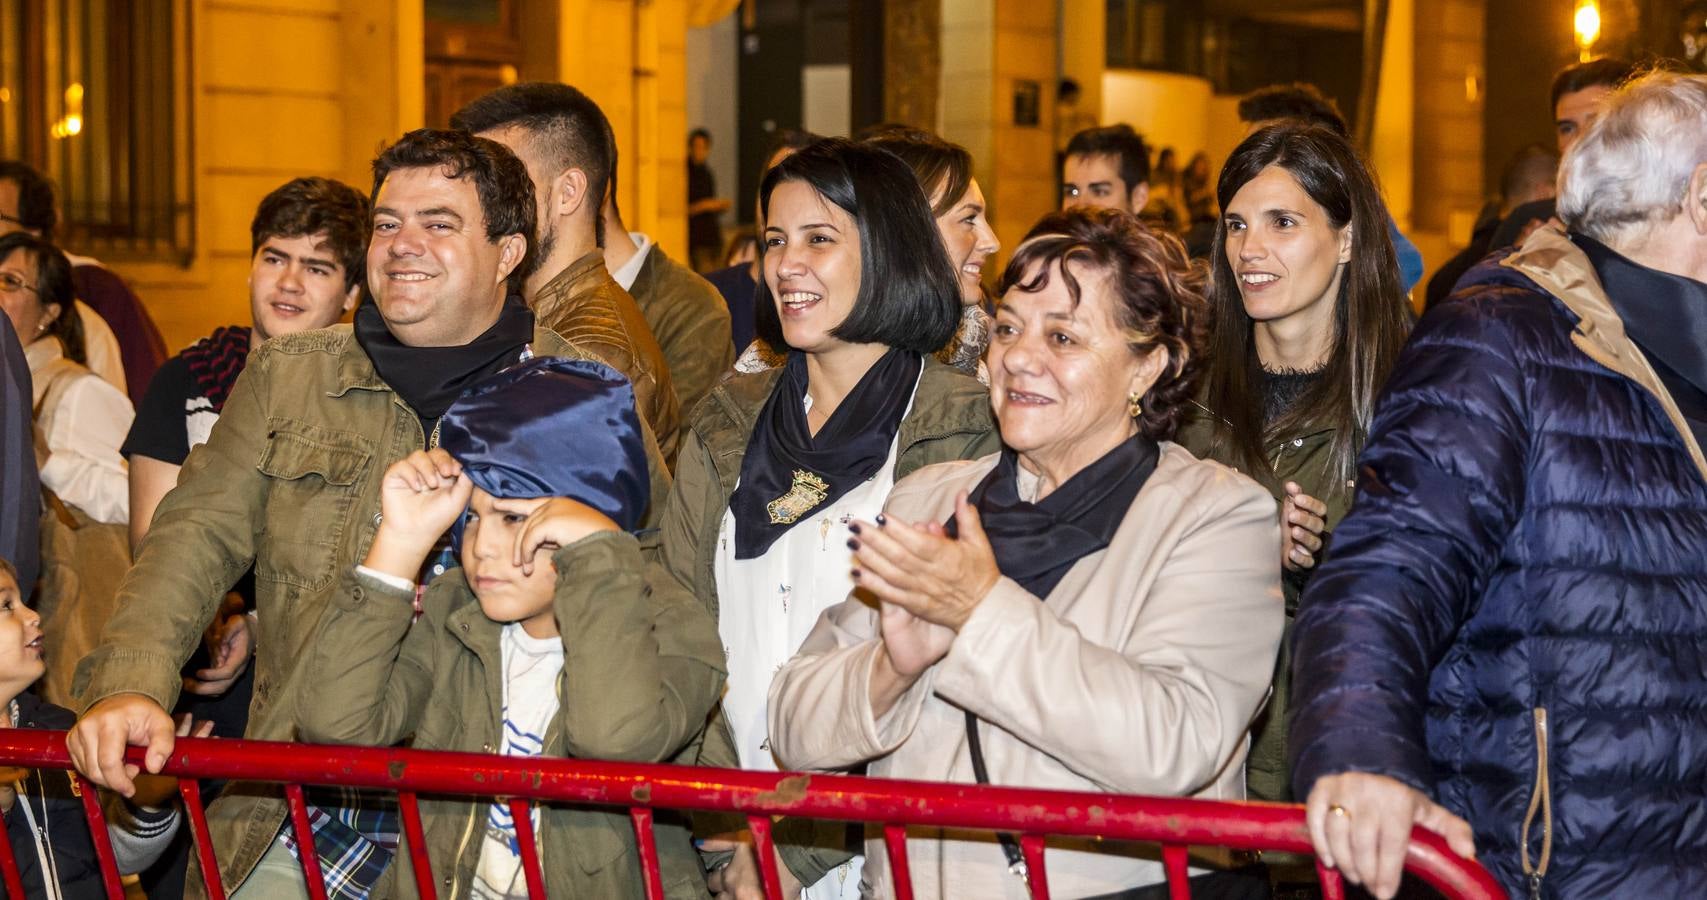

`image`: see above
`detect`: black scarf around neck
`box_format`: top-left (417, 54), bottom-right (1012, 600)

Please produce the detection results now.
top-left (354, 296), bottom-right (537, 424)
top-left (730, 348), bottom-right (923, 558)
top-left (950, 432), bottom-right (1159, 599)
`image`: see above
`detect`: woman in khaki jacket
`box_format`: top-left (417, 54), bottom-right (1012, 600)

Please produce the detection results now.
top-left (656, 139), bottom-right (1000, 899)
top-left (768, 209), bottom-right (1284, 899)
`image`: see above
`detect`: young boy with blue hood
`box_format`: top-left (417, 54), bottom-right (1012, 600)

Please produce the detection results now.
top-left (299, 357), bottom-right (725, 898)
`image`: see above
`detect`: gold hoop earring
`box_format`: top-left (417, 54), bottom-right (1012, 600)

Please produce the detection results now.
top-left (1128, 392), bottom-right (1143, 419)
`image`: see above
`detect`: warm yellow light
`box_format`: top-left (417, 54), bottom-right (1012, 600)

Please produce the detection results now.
top-left (0, 88), bottom-right (10, 104)
top-left (1575, 0), bottom-right (1601, 59)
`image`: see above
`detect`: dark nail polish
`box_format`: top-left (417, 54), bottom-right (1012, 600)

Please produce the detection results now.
top-left (851, 568), bottom-right (861, 579)
top-left (847, 538), bottom-right (859, 550)
top-left (848, 523), bottom-right (861, 535)
top-left (875, 514), bottom-right (887, 526)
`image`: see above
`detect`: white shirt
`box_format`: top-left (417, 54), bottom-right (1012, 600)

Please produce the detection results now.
top-left (472, 623), bottom-right (564, 899)
top-left (26, 338), bottom-right (133, 525)
top-left (72, 301), bottom-right (126, 396)
top-left (714, 376), bottom-right (921, 900)
top-left (609, 231), bottom-right (655, 292)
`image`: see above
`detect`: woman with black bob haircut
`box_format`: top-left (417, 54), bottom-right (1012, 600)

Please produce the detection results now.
top-left (666, 137), bottom-right (1000, 899)
top-left (1175, 121), bottom-right (1411, 804)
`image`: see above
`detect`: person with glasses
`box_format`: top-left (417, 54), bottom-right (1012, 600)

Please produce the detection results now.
top-left (0, 231), bottom-right (132, 529)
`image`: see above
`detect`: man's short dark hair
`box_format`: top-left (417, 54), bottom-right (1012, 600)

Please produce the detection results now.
top-left (450, 82), bottom-right (613, 247)
top-left (370, 128), bottom-right (537, 294)
top-left (250, 177), bottom-right (371, 291)
top-left (1550, 57), bottom-right (1636, 111)
top-left (689, 127), bottom-right (712, 145)
top-left (1064, 124), bottom-right (1152, 191)
top-left (1499, 143), bottom-right (1560, 209)
top-left (0, 161), bottom-right (58, 241)
top-left (753, 138), bottom-right (960, 354)
top-left (1237, 83), bottom-right (1349, 137)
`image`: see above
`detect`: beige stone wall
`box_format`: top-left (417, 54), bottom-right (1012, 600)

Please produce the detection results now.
top-left (112, 0), bottom-right (687, 350)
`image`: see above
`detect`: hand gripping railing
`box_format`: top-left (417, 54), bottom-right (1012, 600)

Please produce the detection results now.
top-left (0, 730), bottom-right (1503, 900)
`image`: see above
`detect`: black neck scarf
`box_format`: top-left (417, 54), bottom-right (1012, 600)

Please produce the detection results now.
top-left (950, 432), bottom-right (1159, 599)
top-left (730, 348), bottom-right (923, 559)
top-left (354, 295), bottom-right (537, 423)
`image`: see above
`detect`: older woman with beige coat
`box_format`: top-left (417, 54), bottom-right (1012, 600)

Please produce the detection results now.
top-left (767, 208), bottom-right (1283, 900)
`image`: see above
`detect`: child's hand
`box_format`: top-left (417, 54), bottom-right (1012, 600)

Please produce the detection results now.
top-left (378, 450), bottom-right (473, 548)
top-left (366, 449), bottom-right (473, 580)
top-left (513, 498), bottom-right (620, 576)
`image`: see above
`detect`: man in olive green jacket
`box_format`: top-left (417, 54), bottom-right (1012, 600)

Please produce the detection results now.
top-left (66, 129), bottom-right (673, 898)
top-left (650, 358), bottom-right (999, 890)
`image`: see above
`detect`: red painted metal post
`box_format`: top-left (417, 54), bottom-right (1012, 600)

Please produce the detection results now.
top-left (285, 783), bottom-right (331, 900)
top-left (398, 791), bottom-right (437, 900)
top-left (1162, 843), bottom-right (1191, 900)
top-left (883, 823), bottom-right (915, 900)
top-left (1019, 833), bottom-right (1051, 900)
top-left (0, 796), bottom-right (29, 899)
top-left (508, 797), bottom-right (549, 899)
top-left (629, 806), bottom-right (665, 900)
top-left (1318, 860), bottom-right (1346, 900)
top-left (746, 815), bottom-right (786, 900)
top-left (178, 778), bottom-right (228, 900)
top-left (74, 774), bottom-right (126, 899)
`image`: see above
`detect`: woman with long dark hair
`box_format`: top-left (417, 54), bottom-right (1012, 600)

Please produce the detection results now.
top-left (863, 129), bottom-right (1000, 375)
top-left (662, 138), bottom-right (1000, 899)
top-left (1176, 122), bottom-right (1411, 803)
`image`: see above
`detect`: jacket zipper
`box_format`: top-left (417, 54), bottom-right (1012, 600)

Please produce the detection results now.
top-left (1520, 707), bottom-right (1552, 899)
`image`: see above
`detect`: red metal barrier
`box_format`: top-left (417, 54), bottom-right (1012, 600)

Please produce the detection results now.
top-left (0, 729), bottom-right (1504, 899)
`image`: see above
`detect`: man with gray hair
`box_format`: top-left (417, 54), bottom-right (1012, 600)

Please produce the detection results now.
top-left (1288, 71), bottom-right (1707, 899)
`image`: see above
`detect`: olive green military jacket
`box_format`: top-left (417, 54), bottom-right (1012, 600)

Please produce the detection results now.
top-left (300, 533), bottom-right (724, 898)
top-left (647, 357), bottom-right (999, 886)
top-left (1175, 400), bottom-right (1354, 805)
top-left (73, 323), bottom-right (673, 895)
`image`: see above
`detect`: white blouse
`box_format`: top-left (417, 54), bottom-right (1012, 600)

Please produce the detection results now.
top-left (715, 377), bottom-right (920, 900)
top-left (27, 338), bottom-right (134, 525)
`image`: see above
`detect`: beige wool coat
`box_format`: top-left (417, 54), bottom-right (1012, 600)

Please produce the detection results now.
top-left (767, 443), bottom-right (1284, 899)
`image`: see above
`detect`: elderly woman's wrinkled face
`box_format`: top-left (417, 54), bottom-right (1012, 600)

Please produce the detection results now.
top-left (764, 180), bottom-right (863, 355)
top-left (989, 260), bottom-right (1165, 474)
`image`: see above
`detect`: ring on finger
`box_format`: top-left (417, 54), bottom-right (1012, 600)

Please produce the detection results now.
top-left (1329, 804), bottom-right (1350, 819)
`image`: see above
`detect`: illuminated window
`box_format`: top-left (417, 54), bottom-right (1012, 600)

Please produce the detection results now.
top-left (0, 1), bottom-right (194, 264)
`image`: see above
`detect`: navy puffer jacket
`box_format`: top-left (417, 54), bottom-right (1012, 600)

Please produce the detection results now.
top-left (1288, 228), bottom-right (1707, 899)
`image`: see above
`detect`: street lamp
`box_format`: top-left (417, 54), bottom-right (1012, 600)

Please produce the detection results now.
top-left (1575, 0), bottom-right (1602, 62)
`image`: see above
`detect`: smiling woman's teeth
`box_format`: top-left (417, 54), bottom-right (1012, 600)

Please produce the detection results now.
top-left (780, 292), bottom-right (821, 308)
top-left (1241, 273), bottom-right (1279, 285)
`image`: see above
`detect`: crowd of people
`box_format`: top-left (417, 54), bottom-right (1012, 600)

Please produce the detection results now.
top-left (0, 58), bottom-right (1703, 900)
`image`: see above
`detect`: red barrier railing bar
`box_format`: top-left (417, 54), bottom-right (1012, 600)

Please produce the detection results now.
top-left (398, 790), bottom-right (436, 900)
top-left (0, 732), bottom-right (1504, 900)
top-left (178, 778), bottom-right (227, 900)
top-left (1162, 843), bottom-right (1190, 900)
top-left (1019, 833), bottom-right (1050, 899)
top-left (629, 806), bottom-right (665, 900)
top-left (883, 823), bottom-right (914, 900)
top-left (285, 782), bottom-right (330, 900)
top-left (746, 814), bottom-right (785, 900)
top-left (509, 797), bottom-right (549, 899)
top-left (75, 773), bottom-right (126, 898)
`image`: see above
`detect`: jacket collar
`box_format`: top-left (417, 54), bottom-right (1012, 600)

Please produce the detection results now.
top-left (1501, 224), bottom-right (1707, 483)
top-left (532, 250), bottom-right (613, 321)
